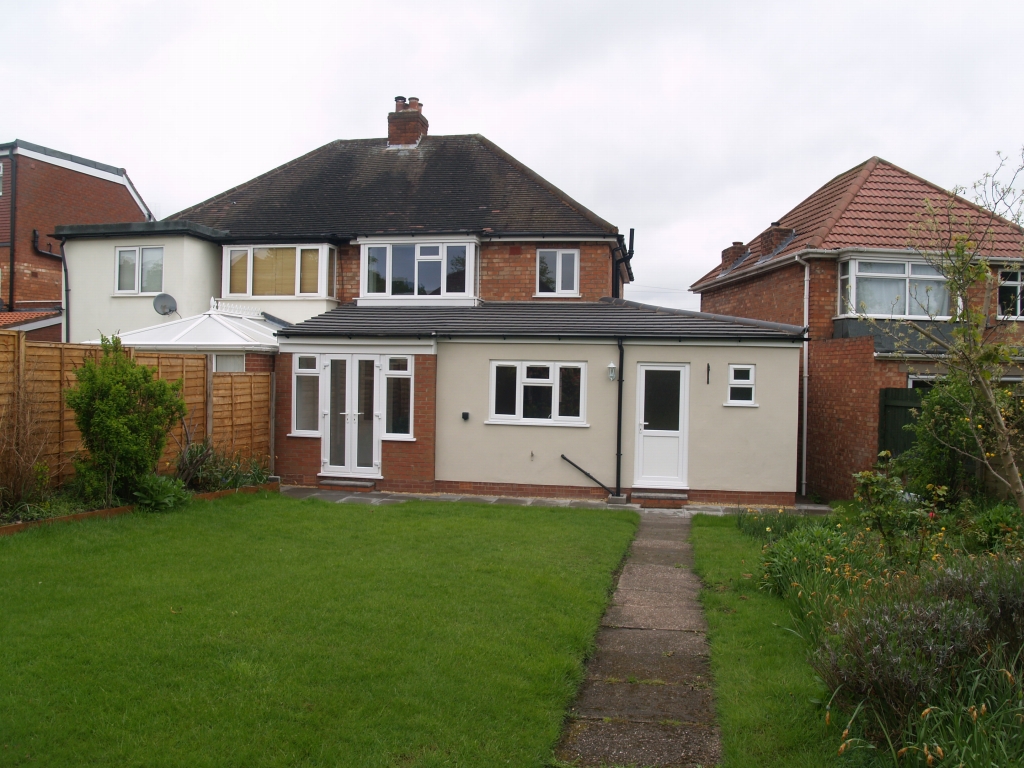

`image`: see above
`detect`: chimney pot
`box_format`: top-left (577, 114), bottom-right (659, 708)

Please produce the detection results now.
top-left (388, 95), bottom-right (429, 146)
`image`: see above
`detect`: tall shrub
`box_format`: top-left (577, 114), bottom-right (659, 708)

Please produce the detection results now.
top-left (65, 336), bottom-right (186, 507)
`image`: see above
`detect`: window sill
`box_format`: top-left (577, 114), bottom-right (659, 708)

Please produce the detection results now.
top-left (356, 296), bottom-right (477, 307)
top-left (111, 292), bottom-right (163, 298)
top-left (382, 435), bottom-right (416, 442)
top-left (834, 313), bottom-right (953, 321)
top-left (484, 419), bottom-right (589, 427)
top-left (532, 293), bottom-right (581, 299)
top-left (724, 402), bottom-right (759, 408)
top-left (223, 295), bottom-right (337, 301)
top-left (287, 431), bottom-right (321, 438)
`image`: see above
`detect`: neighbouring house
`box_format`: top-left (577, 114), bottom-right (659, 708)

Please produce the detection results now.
top-left (0, 140), bottom-right (151, 340)
top-left (690, 156), bottom-right (1024, 500)
top-left (55, 97), bottom-right (803, 504)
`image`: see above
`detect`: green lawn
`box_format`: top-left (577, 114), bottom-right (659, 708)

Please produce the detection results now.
top-left (690, 515), bottom-right (846, 768)
top-left (0, 493), bottom-right (637, 768)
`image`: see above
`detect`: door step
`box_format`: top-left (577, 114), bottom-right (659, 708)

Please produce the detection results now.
top-left (317, 478), bottom-right (376, 493)
top-left (631, 491), bottom-right (689, 509)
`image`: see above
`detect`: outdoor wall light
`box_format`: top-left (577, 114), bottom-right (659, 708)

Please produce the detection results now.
top-left (462, 412), bottom-right (469, 421)
top-left (607, 361), bottom-right (617, 381)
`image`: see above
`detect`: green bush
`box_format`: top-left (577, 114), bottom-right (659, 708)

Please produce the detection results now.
top-left (64, 336), bottom-right (186, 508)
top-left (176, 437), bottom-right (270, 492)
top-left (132, 474), bottom-right (191, 512)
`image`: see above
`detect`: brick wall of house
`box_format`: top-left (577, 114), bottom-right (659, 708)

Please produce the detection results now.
top-left (273, 353), bottom-right (321, 485)
top-left (480, 241), bottom-right (614, 302)
top-left (699, 263), bottom-right (805, 327)
top-left (244, 353), bottom-right (275, 373)
top-left (377, 354), bottom-right (436, 493)
top-left (336, 244), bottom-right (360, 304)
top-left (807, 336), bottom-right (906, 500)
top-left (273, 352), bottom-right (439, 488)
top-left (7, 158), bottom-right (146, 309)
top-left (25, 323), bottom-right (62, 342)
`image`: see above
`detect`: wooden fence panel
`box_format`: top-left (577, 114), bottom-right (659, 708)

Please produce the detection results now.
top-left (0, 330), bottom-right (272, 485)
top-left (878, 387), bottom-right (924, 458)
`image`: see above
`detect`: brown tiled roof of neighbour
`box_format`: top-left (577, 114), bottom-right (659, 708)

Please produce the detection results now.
top-left (168, 135), bottom-right (617, 240)
top-left (691, 157), bottom-right (1024, 290)
top-left (0, 311), bottom-right (61, 328)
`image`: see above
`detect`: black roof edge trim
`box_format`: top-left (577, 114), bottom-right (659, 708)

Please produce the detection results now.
top-left (54, 219), bottom-right (231, 242)
top-left (260, 311), bottom-right (292, 328)
top-left (599, 297), bottom-right (806, 336)
top-left (278, 330), bottom-right (806, 341)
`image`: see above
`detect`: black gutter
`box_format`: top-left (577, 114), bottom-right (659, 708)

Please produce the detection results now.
top-left (8, 151), bottom-right (16, 310)
top-left (615, 337), bottom-right (624, 496)
top-left (610, 228), bottom-right (635, 299)
top-left (33, 230), bottom-right (70, 341)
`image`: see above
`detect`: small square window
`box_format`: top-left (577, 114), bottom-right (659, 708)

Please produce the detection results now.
top-left (297, 356), bottom-right (317, 370)
top-left (727, 365), bottom-right (756, 406)
top-left (537, 250), bottom-right (580, 296)
top-left (214, 354), bottom-right (245, 372)
top-left (388, 357), bottom-right (409, 371)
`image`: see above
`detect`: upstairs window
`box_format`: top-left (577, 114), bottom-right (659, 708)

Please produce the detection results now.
top-left (489, 361), bottom-right (586, 425)
top-left (999, 271), bottom-right (1024, 317)
top-left (537, 249), bottom-right (579, 296)
top-left (363, 242), bottom-right (473, 298)
top-left (115, 246), bottom-right (163, 294)
top-left (225, 245), bottom-right (332, 298)
top-left (839, 260), bottom-right (950, 318)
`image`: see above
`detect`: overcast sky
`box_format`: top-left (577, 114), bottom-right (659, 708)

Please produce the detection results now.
top-left (4, 0), bottom-right (1023, 309)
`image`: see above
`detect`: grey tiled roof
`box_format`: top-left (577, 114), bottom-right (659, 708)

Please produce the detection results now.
top-left (278, 298), bottom-right (806, 340)
top-left (168, 135), bottom-right (617, 240)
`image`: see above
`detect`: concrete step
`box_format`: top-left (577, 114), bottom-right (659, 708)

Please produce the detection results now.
top-left (317, 478), bottom-right (376, 492)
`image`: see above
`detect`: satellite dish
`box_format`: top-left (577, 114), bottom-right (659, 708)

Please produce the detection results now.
top-left (153, 293), bottom-right (178, 316)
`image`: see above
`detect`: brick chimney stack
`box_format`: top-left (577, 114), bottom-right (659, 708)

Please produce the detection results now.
top-left (388, 96), bottom-right (429, 147)
top-left (721, 241), bottom-right (747, 268)
top-left (759, 222), bottom-right (795, 258)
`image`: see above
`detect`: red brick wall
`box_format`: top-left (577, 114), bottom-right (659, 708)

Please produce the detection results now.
top-left (245, 353), bottom-right (275, 372)
top-left (377, 354), bottom-right (436, 493)
top-left (336, 244), bottom-right (360, 304)
top-left (25, 322), bottom-right (62, 342)
top-left (480, 241), bottom-right (613, 302)
top-left (273, 353), bottom-right (322, 485)
top-left (273, 352), bottom-right (439, 488)
top-left (807, 337), bottom-right (906, 500)
top-left (6, 157), bottom-right (147, 309)
top-left (0, 157), bottom-right (10, 242)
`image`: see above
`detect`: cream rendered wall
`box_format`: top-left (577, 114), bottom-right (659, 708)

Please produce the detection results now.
top-left (66, 234), bottom-right (220, 342)
top-left (434, 339), bottom-right (800, 493)
top-left (223, 299), bottom-right (339, 325)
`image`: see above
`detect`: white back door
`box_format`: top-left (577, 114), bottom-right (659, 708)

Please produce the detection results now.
top-left (635, 364), bottom-right (688, 488)
top-left (322, 354), bottom-right (381, 477)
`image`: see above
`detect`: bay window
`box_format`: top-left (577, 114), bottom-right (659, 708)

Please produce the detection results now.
top-left (361, 242), bottom-right (474, 298)
top-left (224, 244), bottom-right (334, 298)
top-left (489, 361), bottom-right (587, 425)
top-left (839, 260), bottom-right (950, 318)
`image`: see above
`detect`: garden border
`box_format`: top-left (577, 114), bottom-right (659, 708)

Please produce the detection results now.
top-left (0, 480), bottom-right (281, 537)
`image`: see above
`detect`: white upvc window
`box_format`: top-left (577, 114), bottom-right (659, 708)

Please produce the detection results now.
top-left (536, 249), bottom-right (579, 296)
top-left (223, 244), bottom-right (334, 298)
top-left (487, 361), bottom-right (587, 425)
top-left (383, 356), bottom-right (414, 440)
top-left (999, 270), bottom-right (1024, 318)
top-left (114, 246), bottom-right (164, 294)
top-left (214, 354), bottom-right (245, 372)
top-left (726, 365), bottom-right (757, 407)
top-left (292, 354), bottom-right (321, 436)
top-left (839, 259), bottom-right (950, 318)
top-left (362, 242), bottom-right (474, 297)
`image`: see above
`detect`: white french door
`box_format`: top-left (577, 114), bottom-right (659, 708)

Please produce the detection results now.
top-left (635, 363), bottom-right (689, 488)
top-left (322, 354), bottom-right (382, 477)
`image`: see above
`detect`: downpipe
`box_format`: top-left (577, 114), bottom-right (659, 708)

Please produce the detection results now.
top-left (795, 256), bottom-right (811, 497)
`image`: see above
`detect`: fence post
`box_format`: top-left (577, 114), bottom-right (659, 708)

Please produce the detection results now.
top-left (14, 331), bottom-right (25, 449)
top-left (205, 355), bottom-right (214, 444)
top-left (269, 372), bottom-right (276, 475)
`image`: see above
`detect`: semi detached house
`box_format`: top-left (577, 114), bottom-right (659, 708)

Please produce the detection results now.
top-left (57, 99), bottom-right (804, 505)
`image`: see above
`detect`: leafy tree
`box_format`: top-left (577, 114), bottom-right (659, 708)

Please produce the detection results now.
top-left (65, 336), bottom-right (186, 507)
top-left (867, 151), bottom-right (1024, 511)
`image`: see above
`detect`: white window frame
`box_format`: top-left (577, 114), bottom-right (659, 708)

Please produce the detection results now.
top-left (360, 241), bottom-right (476, 299)
top-left (486, 360), bottom-right (588, 426)
top-left (725, 364), bottom-right (757, 407)
top-left (998, 269), bottom-right (1024, 319)
top-left (838, 258), bottom-right (951, 319)
top-left (291, 353), bottom-right (321, 437)
top-left (535, 248), bottom-right (580, 297)
top-left (381, 355), bottom-right (415, 441)
top-left (222, 244), bottom-right (333, 299)
top-left (213, 354), bottom-right (246, 372)
top-left (113, 245), bottom-right (164, 295)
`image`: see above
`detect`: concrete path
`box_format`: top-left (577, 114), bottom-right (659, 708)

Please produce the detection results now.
top-left (555, 511), bottom-right (721, 768)
top-left (280, 486), bottom-right (642, 511)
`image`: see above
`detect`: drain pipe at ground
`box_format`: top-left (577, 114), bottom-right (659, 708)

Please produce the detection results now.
top-left (794, 256), bottom-right (811, 497)
top-left (615, 336), bottom-right (625, 497)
